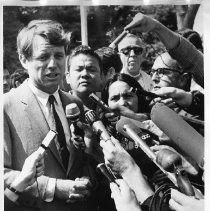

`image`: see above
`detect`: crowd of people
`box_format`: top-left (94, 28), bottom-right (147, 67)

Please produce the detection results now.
top-left (4, 12), bottom-right (204, 211)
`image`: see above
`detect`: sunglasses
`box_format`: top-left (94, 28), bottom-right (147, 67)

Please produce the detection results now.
top-left (150, 68), bottom-right (183, 78)
top-left (120, 47), bottom-right (143, 56)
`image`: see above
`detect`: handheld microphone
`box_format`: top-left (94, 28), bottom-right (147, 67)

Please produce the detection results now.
top-left (150, 103), bottom-right (204, 169)
top-left (116, 118), bottom-right (177, 185)
top-left (38, 130), bottom-right (57, 155)
top-left (65, 103), bottom-right (85, 138)
top-left (96, 163), bottom-right (118, 185)
top-left (109, 30), bottom-right (129, 49)
top-left (156, 149), bottom-right (195, 196)
top-left (85, 110), bottom-right (111, 141)
top-left (89, 93), bottom-right (118, 114)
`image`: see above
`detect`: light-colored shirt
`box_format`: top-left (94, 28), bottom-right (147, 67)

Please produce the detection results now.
top-left (121, 69), bottom-right (154, 91)
top-left (28, 80), bottom-right (71, 202)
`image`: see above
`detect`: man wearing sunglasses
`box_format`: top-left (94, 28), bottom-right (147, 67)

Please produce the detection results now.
top-left (118, 33), bottom-right (153, 91)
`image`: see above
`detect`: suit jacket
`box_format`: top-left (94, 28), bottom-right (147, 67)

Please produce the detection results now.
top-left (4, 81), bottom-right (98, 211)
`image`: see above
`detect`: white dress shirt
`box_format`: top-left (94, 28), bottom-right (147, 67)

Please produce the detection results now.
top-left (28, 79), bottom-right (71, 202)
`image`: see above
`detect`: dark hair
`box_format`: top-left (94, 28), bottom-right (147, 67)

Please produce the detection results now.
top-left (101, 73), bottom-right (150, 113)
top-left (17, 19), bottom-right (68, 59)
top-left (66, 45), bottom-right (102, 73)
top-left (10, 69), bottom-right (29, 88)
top-left (177, 28), bottom-right (203, 53)
top-left (95, 47), bottom-right (122, 75)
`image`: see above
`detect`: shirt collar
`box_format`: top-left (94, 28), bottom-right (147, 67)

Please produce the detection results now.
top-left (121, 68), bottom-right (142, 78)
top-left (28, 79), bottom-right (61, 107)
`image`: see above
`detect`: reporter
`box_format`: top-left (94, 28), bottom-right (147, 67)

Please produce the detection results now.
top-left (100, 137), bottom-right (154, 204)
top-left (101, 73), bottom-right (150, 122)
top-left (169, 189), bottom-right (204, 211)
top-left (101, 73), bottom-right (165, 178)
top-left (124, 13), bottom-right (203, 88)
top-left (110, 179), bottom-right (141, 211)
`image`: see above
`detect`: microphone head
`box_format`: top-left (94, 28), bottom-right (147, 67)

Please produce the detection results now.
top-left (116, 117), bottom-right (142, 139)
top-left (151, 103), bottom-right (204, 168)
top-left (85, 110), bottom-right (99, 126)
top-left (65, 103), bottom-right (81, 122)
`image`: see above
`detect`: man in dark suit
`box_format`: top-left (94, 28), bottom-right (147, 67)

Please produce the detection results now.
top-left (4, 20), bottom-right (98, 211)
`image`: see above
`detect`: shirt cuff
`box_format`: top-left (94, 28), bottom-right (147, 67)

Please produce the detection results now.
top-left (43, 178), bottom-right (56, 202)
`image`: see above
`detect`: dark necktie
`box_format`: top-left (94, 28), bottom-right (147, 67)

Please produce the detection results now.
top-left (48, 95), bottom-right (69, 170)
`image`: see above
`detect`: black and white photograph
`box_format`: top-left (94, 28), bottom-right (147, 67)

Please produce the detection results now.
top-left (2, 0), bottom-right (208, 210)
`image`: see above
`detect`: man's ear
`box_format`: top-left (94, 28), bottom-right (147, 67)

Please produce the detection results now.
top-left (19, 54), bottom-right (29, 70)
top-left (180, 73), bottom-right (191, 88)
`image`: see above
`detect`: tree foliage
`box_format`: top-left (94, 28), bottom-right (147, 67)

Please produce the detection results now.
top-left (3, 5), bottom-right (188, 73)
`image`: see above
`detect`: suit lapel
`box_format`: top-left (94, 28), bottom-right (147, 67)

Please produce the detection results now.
top-left (20, 82), bottom-right (65, 171)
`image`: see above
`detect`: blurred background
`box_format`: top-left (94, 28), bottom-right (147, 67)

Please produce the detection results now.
top-left (3, 4), bottom-right (203, 75)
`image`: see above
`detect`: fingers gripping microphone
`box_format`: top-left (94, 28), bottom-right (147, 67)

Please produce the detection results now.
top-left (116, 118), bottom-right (177, 185)
top-left (65, 103), bottom-right (85, 137)
top-left (151, 103), bottom-right (204, 169)
top-left (85, 110), bottom-right (111, 141)
top-left (109, 30), bottom-right (129, 49)
top-left (156, 149), bottom-right (195, 196)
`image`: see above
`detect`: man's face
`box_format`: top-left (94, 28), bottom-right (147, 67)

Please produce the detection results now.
top-left (151, 56), bottom-right (182, 90)
top-left (68, 54), bottom-right (102, 96)
top-left (3, 69), bottom-right (11, 93)
top-left (22, 36), bottom-right (65, 94)
top-left (118, 37), bottom-right (144, 76)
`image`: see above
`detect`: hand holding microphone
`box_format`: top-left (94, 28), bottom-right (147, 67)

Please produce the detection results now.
top-left (155, 148), bottom-right (195, 196)
top-left (109, 30), bottom-right (129, 49)
top-left (5, 149), bottom-right (46, 201)
top-left (150, 103), bottom-right (204, 169)
top-left (66, 103), bottom-right (86, 150)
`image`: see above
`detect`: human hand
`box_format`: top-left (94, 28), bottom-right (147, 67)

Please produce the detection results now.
top-left (100, 137), bottom-right (136, 175)
top-left (124, 13), bottom-right (158, 34)
top-left (169, 189), bottom-right (204, 211)
top-left (151, 145), bottom-right (199, 175)
top-left (55, 177), bottom-right (92, 202)
top-left (110, 179), bottom-right (141, 211)
top-left (152, 87), bottom-right (192, 107)
top-left (12, 150), bottom-right (45, 190)
top-left (71, 121), bottom-right (95, 151)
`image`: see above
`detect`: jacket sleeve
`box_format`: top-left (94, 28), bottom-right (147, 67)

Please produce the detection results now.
top-left (4, 109), bottom-right (49, 208)
top-left (169, 37), bottom-right (204, 88)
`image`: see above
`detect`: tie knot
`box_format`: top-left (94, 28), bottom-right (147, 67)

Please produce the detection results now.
top-left (48, 95), bottom-right (56, 105)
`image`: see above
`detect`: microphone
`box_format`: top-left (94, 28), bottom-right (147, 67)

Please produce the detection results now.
top-left (89, 93), bottom-right (118, 115)
top-left (109, 30), bottom-right (129, 49)
top-left (156, 149), bottom-right (195, 196)
top-left (150, 103), bottom-right (204, 169)
top-left (116, 118), bottom-right (177, 185)
top-left (96, 163), bottom-right (118, 185)
top-left (85, 110), bottom-right (111, 141)
top-left (38, 130), bottom-right (57, 155)
top-left (65, 103), bottom-right (85, 137)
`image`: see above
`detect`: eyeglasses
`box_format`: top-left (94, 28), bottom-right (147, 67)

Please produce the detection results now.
top-left (150, 68), bottom-right (183, 78)
top-left (120, 47), bottom-right (143, 56)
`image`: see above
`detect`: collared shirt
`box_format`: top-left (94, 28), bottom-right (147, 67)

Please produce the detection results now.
top-left (28, 80), bottom-right (71, 202)
top-left (28, 79), bottom-right (71, 149)
top-left (121, 69), bottom-right (154, 91)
